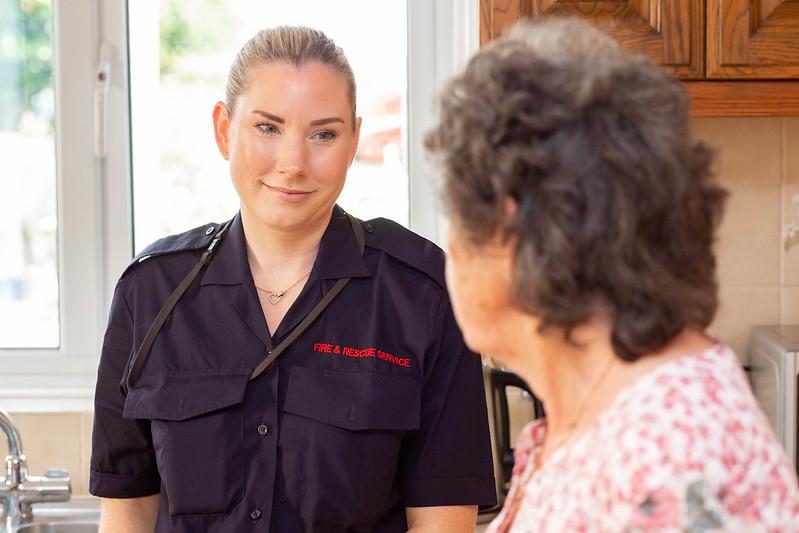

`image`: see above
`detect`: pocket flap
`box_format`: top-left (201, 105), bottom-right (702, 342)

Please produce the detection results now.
top-left (284, 367), bottom-right (421, 431)
top-left (123, 370), bottom-right (251, 421)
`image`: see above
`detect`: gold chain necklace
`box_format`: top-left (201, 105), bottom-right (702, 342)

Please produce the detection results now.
top-left (254, 272), bottom-right (310, 305)
top-left (535, 353), bottom-right (617, 467)
top-left (498, 354), bottom-right (618, 533)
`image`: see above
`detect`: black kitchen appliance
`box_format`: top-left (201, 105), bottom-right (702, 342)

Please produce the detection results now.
top-left (479, 365), bottom-right (545, 518)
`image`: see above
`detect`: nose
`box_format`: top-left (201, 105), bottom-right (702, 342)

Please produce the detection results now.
top-left (276, 133), bottom-right (306, 179)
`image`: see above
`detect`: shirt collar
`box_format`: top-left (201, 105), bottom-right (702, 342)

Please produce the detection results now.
top-left (314, 205), bottom-right (371, 280)
top-left (201, 205), bottom-right (370, 286)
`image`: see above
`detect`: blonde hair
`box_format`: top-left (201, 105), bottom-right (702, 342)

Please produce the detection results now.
top-left (226, 26), bottom-right (356, 126)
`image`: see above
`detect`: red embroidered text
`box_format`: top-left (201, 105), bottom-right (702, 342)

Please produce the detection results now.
top-left (313, 343), bottom-right (412, 368)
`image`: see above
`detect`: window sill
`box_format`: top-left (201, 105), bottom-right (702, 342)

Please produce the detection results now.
top-left (0, 356), bottom-right (97, 412)
top-left (0, 385), bottom-right (94, 412)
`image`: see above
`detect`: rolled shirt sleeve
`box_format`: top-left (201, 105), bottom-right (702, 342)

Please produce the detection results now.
top-left (89, 279), bottom-right (161, 498)
top-left (399, 292), bottom-right (497, 508)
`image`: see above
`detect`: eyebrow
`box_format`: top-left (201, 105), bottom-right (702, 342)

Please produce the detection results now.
top-left (252, 110), bottom-right (284, 123)
top-left (252, 110), bottom-right (345, 127)
top-left (310, 117), bottom-right (346, 126)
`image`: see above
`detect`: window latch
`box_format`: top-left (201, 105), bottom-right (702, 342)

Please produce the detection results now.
top-left (94, 42), bottom-right (113, 158)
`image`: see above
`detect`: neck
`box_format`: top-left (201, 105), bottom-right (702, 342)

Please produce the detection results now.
top-left (506, 317), bottom-right (715, 440)
top-left (512, 317), bottom-right (619, 437)
top-left (240, 204), bottom-right (330, 278)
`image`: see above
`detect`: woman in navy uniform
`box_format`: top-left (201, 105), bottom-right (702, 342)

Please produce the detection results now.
top-left (90, 26), bottom-right (495, 532)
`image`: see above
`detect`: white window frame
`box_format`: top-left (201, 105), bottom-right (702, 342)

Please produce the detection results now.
top-left (0, 0), bottom-right (477, 412)
top-left (0, 0), bottom-right (132, 411)
top-left (408, 0), bottom-right (479, 247)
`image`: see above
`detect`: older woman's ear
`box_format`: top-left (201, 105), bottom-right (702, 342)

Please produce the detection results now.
top-left (500, 196), bottom-right (519, 251)
top-left (503, 196), bottom-right (518, 218)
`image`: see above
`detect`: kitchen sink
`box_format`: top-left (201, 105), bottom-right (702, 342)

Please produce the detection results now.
top-left (2, 497), bottom-right (101, 533)
top-left (13, 523), bottom-right (98, 533)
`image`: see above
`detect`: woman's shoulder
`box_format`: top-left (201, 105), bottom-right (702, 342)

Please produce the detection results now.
top-left (595, 344), bottom-right (799, 528)
top-left (119, 220), bottom-right (223, 281)
top-left (362, 217), bottom-right (446, 288)
top-left (604, 345), bottom-right (781, 463)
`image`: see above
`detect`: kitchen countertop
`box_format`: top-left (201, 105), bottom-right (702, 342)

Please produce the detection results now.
top-left (28, 498), bottom-right (497, 531)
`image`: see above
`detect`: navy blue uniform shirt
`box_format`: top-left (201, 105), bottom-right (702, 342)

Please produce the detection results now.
top-left (90, 206), bottom-right (496, 532)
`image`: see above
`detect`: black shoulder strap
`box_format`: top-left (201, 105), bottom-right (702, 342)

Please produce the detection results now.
top-left (125, 220), bottom-right (233, 390)
top-left (248, 214), bottom-right (364, 381)
top-left (125, 214), bottom-right (365, 388)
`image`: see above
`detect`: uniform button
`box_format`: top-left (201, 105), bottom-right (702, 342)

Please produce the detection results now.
top-left (257, 424), bottom-right (270, 436)
top-left (365, 223), bottom-right (375, 233)
top-left (205, 226), bottom-right (215, 235)
top-left (249, 509), bottom-right (262, 521)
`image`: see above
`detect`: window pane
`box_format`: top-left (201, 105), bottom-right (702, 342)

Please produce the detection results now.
top-left (0, 0), bottom-right (58, 348)
top-left (129, 0), bottom-right (408, 252)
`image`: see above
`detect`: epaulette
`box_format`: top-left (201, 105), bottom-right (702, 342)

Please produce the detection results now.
top-left (363, 218), bottom-right (446, 288)
top-left (120, 221), bottom-right (222, 278)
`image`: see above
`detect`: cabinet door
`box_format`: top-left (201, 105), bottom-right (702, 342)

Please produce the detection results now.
top-left (480, 1), bottom-right (704, 78)
top-left (708, 0), bottom-right (799, 78)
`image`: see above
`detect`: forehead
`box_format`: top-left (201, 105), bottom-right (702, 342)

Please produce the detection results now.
top-left (238, 61), bottom-right (351, 114)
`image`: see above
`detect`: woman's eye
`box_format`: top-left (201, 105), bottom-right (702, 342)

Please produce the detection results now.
top-left (313, 130), bottom-right (336, 142)
top-left (256, 123), bottom-right (279, 135)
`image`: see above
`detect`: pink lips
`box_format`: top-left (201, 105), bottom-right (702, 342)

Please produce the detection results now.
top-left (262, 182), bottom-right (312, 203)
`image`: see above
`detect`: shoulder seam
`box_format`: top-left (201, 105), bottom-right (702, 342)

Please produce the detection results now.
top-left (362, 218), bottom-right (445, 288)
top-left (121, 222), bottom-right (220, 279)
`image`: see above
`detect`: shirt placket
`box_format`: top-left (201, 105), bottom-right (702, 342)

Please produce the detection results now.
top-left (241, 361), bottom-right (280, 529)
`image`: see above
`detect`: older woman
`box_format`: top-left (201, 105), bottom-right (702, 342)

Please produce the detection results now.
top-left (90, 26), bottom-right (495, 532)
top-left (426, 17), bottom-right (799, 532)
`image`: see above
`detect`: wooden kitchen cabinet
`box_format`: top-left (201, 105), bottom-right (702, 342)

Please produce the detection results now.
top-left (707, 0), bottom-right (799, 78)
top-left (480, 0), bottom-right (799, 116)
top-left (480, 0), bottom-right (704, 78)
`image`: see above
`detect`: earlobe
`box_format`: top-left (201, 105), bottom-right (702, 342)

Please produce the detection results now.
top-left (212, 101), bottom-right (230, 160)
top-left (503, 196), bottom-right (518, 218)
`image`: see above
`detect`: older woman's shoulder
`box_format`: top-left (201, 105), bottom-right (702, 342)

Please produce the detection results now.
top-left (604, 345), bottom-right (782, 467)
top-left (596, 344), bottom-right (799, 529)
top-left (362, 217), bottom-right (445, 288)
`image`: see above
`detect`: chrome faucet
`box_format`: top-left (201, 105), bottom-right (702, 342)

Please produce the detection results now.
top-left (1, 409), bottom-right (71, 529)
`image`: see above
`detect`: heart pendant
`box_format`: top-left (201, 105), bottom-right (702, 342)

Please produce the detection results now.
top-left (268, 292), bottom-right (284, 305)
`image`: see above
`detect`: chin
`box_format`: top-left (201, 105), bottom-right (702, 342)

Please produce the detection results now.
top-left (467, 321), bottom-right (529, 366)
top-left (460, 331), bottom-right (483, 355)
top-left (249, 200), bottom-right (309, 229)
top-left (462, 327), bottom-right (502, 358)
top-left (490, 350), bottom-right (516, 366)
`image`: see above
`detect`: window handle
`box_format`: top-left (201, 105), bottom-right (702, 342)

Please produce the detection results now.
top-left (94, 42), bottom-right (113, 158)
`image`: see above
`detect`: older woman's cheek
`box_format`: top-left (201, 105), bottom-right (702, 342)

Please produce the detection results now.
top-left (445, 258), bottom-right (473, 346)
top-left (445, 258), bottom-right (490, 354)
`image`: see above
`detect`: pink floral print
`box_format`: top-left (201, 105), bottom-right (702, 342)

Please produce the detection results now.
top-left (487, 344), bottom-right (799, 532)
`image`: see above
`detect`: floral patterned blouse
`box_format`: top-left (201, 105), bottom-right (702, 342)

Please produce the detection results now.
top-left (486, 344), bottom-right (799, 532)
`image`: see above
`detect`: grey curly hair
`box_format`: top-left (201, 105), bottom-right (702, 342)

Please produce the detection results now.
top-left (426, 17), bottom-right (727, 361)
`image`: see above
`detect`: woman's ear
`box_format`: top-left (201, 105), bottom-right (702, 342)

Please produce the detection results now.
top-left (212, 101), bottom-right (231, 160)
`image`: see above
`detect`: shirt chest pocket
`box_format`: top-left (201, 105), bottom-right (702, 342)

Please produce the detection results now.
top-left (278, 367), bottom-right (421, 525)
top-left (123, 371), bottom-right (250, 517)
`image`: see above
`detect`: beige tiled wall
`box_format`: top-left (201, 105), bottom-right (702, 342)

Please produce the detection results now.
top-left (0, 412), bottom-right (93, 496)
top-left (781, 118), bottom-right (799, 320)
top-left (694, 117), bottom-right (799, 362)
